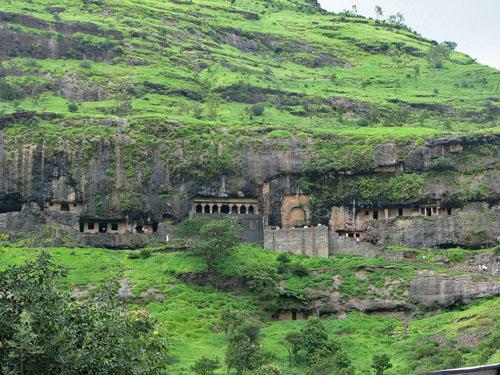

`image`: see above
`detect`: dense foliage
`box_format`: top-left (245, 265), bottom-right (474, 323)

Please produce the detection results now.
top-left (0, 253), bottom-right (170, 374)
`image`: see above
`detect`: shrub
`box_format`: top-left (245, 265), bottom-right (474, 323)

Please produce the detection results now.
top-left (291, 263), bottom-right (309, 277)
top-left (372, 354), bottom-right (392, 375)
top-left (68, 102), bottom-right (79, 112)
top-left (250, 103), bottom-right (265, 116)
top-left (277, 253), bottom-right (291, 274)
top-left (429, 157), bottom-right (455, 171)
top-left (191, 356), bottom-right (220, 375)
top-left (128, 249), bottom-right (152, 259)
top-left (80, 60), bottom-right (93, 69)
top-left (255, 364), bottom-right (281, 375)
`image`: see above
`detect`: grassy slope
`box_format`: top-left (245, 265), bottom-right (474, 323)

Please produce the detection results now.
top-left (1, 245), bottom-right (498, 374)
top-left (1, 0), bottom-right (499, 145)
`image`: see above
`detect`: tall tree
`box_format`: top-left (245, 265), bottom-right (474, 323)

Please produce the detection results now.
top-left (191, 217), bottom-right (241, 272)
top-left (375, 5), bottom-right (383, 20)
top-left (427, 43), bottom-right (451, 84)
top-left (0, 253), bottom-right (170, 374)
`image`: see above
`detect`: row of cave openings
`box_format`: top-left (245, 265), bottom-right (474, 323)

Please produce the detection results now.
top-left (194, 202), bottom-right (257, 215)
top-left (79, 221), bottom-right (158, 234)
top-left (365, 206), bottom-right (453, 220)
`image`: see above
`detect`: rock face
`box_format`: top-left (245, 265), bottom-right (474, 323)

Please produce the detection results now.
top-left (276, 260), bottom-right (500, 317)
top-left (0, 128), bottom-right (499, 249)
top-left (408, 270), bottom-right (500, 308)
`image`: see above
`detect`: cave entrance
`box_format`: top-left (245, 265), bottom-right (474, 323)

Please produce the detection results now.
top-left (61, 202), bottom-right (70, 212)
top-left (426, 207), bottom-right (432, 217)
top-left (290, 207), bottom-right (306, 227)
top-left (99, 223), bottom-right (108, 233)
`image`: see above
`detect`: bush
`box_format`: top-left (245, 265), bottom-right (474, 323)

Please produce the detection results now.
top-left (277, 253), bottom-right (291, 274)
top-left (80, 60), bottom-right (93, 69)
top-left (429, 157), bottom-right (455, 171)
top-left (191, 356), bottom-right (220, 375)
top-left (68, 102), bottom-right (79, 112)
top-left (250, 103), bottom-right (265, 116)
top-left (127, 249), bottom-right (151, 259)
top-left (291, 263), bottom-right (309, 277)
top-left (0, 79), bottom-right (24, 100)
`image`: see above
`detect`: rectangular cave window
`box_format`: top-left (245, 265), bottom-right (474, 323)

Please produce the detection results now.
top-left (88, 222), bottom-right (95, 230)
top-left (61, 202), bottom-right (69, 211)
top-left (426, 207), bottom-right (432, 217)
top-left (447, 208), bottom-right (452, 216)
top-left (99, 223), bottom-right (107, 233)
top-left (398, 207), bottom-right (403, 217)
top-left (152, 223), bottom-right (158, 232)
top-left (355, 233), bottom-right (360, 238)
top-left (73, 203), bottom-right (78, 207)
top-left (292, 311), bottom-right (297, 321)
top-left (49, 202), bottom-right (54, 207)
top-left (136, 225), bottom-right (144, 234)
top-left (79, 223), bottom-right (84, 233)
top-left (111, 223), bottom-right (118, 231)
top-left (432, 207), bottom-right (437, 214)
top-left (365, 211), bottom-right (369, 216)
top-left (348, 233), bottom-right (354, 238)
top-left (373, 211), bottom-right (378, 220)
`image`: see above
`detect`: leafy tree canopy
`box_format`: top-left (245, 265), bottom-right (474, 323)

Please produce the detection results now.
top-left (0, 253), bottom-right (170, 374)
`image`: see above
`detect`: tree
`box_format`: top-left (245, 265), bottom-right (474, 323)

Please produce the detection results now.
top-left (192, 217), bottom-right (241, 272)
top-left (372, 354), bottom-right (392, 375)
top-left (225, 322), bottom-right (268, 375)
top-left (220, 309), bottom-right (244, 337)
top-left (442, 41), bottom-right (458, 51)
top-left (387, 12), bottom-right (405, 26)
top-left (389, 44), bottom-right (407, 92)
top-left (0, 253), bottom-right (170, 374)
top-left (300, 317), bottom-right (329, 362)
top-left (375, 6), bottom-right (383, 20)
top-left (413, 64), bottom-right (421, 86)
top-left (191, 356), bottom-right (221, 375)
top-left (427, 43), bottom-right (451, 83)
top-left (306, 355), bottom-right (354, 375)
top-left (284, 331), bottom-right (301, 367)
top-left (206, 94), bottom-right (220, 120)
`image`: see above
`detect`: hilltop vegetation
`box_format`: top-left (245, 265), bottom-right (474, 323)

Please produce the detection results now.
top-left (1, 0), bottom-right (499, 147)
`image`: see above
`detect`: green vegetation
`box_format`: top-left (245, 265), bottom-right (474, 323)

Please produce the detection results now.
top-left (0, 245), bottom-right (498, 374)
top-left (0, 253), bottom-right (169, 374)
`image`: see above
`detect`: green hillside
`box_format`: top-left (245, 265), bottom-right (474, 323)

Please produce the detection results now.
top-left (1, 0), bottom-right (499, 144)
top-left (1, 245), bottom-right (499, 374)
